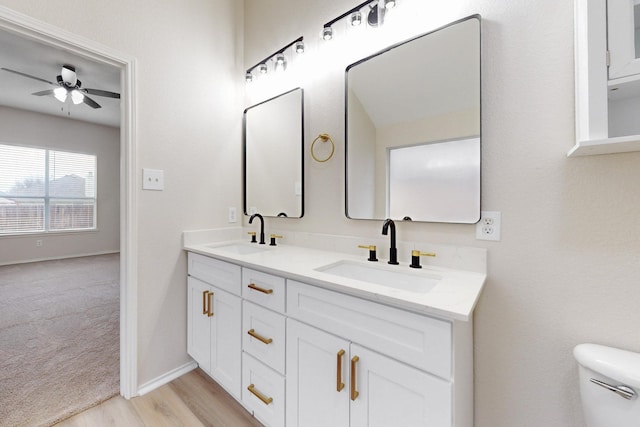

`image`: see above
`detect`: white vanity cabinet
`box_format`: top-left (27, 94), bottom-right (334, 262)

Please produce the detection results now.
top-left (187, 253), bottom-right (242, 399)
top-left (186, 250), bottom-right (475, 427)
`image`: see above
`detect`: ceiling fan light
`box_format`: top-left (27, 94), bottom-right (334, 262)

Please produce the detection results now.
top-left (54, 87), bottom-right (67, 103)
top-left (71, 89), bottom-right (85, 105)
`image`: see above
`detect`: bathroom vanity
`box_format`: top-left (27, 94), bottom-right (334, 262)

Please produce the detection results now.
top-left (183, 230), bottom-right (486, 427)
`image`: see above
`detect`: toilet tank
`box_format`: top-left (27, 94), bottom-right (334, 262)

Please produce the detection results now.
top-left (574, 343), bottom-right (640, 427)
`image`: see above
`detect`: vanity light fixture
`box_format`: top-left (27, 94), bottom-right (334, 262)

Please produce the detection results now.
top-left (322, 0), bottom-right (397, 41)
top-left (245, 36), bottom-right (304, 83)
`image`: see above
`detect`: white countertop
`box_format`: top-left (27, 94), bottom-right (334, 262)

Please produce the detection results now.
top-left (184, 238), bottom-right (486, 322)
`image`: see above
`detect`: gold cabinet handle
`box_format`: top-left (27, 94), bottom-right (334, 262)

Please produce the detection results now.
top-left (337, 349), bottom-right (345, 392)
top-left (202, 290), bottom-right (208, 315)
top-left (207, 291), bottom-right (214, 317)
top-left (247, 329), bottom-right (273, 345)
top-left (248, 283), bottom-right (274, 294)
top-left (247, 384), bottom-right (273, 405)
top-left (351, 355), bottom-right (359, 401)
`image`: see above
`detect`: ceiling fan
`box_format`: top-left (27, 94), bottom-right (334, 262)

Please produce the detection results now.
top-left (0, 64), bottom-right (120, 109)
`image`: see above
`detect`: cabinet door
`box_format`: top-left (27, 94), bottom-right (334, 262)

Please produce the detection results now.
top-left (209, 286), bottom-right (242, 399)
top-left (187, 277), bottom-right (211, 373)
top-left (350, 344), bottom-right (453, 427)
top-left (608, 0), bottom-right (640, 79)
top-left (286, 320), bottom-right (350, 427)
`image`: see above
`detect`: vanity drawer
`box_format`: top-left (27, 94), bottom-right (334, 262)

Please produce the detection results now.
top-left (242, 352), bottom-right (285, 427)
top-left (286, 280), bottom-right (453, 379)
top-left (242, 268), bottom-right (286, 313)
top-left (243, 301), bottom-right (286, 374)
top-left (188, 252), bottom-right (241, 296)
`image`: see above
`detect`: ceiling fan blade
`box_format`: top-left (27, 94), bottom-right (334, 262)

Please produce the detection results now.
top-left (1, 67), bottom-right (56, 86)
top-left (82, 94), bottom-right (102, 109)
top-left (32, 89), bottom-right (57, 96)
top-left (83, 88), bottom-right (120, 99)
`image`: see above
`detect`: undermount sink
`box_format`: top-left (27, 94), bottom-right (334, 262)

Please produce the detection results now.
top-left (206, 243), bottom-right (269, 255)
top-left (315, 260), bottom-right (441, 293)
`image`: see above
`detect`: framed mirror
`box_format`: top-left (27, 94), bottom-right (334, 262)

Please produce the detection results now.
top-left (345, 15), bottom-right (481, 223)
top-left (244, 87), bottom-right (303, 218)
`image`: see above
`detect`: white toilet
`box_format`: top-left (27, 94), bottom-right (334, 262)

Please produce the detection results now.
top-left (574, 343), bottom-right (640, 426)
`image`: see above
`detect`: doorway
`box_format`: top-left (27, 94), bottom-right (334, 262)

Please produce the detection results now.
top-left (0, 4), bottom-right (137, 403)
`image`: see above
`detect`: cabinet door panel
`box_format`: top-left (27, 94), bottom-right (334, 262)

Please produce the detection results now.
top-left (286, 319), bottom-right (350, 427)
top-left (187, 277), bottom-right (211, 373)
top-left (210, 287), bottom-right (242, 398)
top-left (350, 344), bottom-right (452, 427)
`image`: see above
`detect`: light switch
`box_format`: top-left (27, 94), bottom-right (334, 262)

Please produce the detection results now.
top-left (142, 168), bottom-right (164, 191)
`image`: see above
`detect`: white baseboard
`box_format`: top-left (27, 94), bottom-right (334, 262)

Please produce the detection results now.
top-left (0, 250), bottom-right (120, 266)
top-left (136, 360), bottom-right (198, 397)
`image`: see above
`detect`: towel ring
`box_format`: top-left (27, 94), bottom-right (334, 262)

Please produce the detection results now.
top-left (311, 133), bottom-right (335, 163)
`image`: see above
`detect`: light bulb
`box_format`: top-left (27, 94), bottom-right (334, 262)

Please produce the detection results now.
top-left (323, 26), bottom-right (333, 41)
top-left (295, 40), bottom-right (305, 54)
top-left (351, 11), bottom-right (362, 26)
top-left (54, 87), bottom-right (67, 103)
top-left (245, 72), bottom-right (253, 83)
top-left (259, 63), bottom-right (268, 74)
top-left (384, 0), bottom-right (396, 9)
top-left (276, 53), bottom-right (285, 65)
top-left (71, 89), bottom-right (84, 105)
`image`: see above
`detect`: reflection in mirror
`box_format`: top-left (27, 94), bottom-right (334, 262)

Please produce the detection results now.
top-left (244, 88), bottom-right (303, 218)
top-left (346, 16), bottom-right (481, 223)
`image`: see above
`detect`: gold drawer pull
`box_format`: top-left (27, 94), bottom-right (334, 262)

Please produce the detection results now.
top-left (247, 329), bottom-right (273, 345)
top-left (351, 355), bottom-right (359, 401)
top-left (207, 291), bottom-right (214, 317)
top-left (202, 290), bottom-right (208, 315)
top-left (337, 349), bottom-right (345, 392)
top-left (248, 283), bottom-right (274, 294)
top-left (248, 384), bottom-right (273, 405)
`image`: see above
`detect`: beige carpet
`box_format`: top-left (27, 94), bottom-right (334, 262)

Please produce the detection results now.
top-left (0, 254), bottom-right (120, 427)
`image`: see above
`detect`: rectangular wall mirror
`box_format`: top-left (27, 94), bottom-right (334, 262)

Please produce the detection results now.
top-left (345, 15), bottom-right (481, 223)
top-left (244, 87), bottom-right (303, 218)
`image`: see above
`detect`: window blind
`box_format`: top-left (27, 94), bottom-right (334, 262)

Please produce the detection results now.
top-left (0, 144), bottom-right (97, 234)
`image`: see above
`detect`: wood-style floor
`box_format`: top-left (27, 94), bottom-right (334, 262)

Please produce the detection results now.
top-left (54, 368), bottom-right (264, 427)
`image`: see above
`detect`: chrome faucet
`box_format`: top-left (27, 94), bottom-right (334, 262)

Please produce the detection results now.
top-left (249, 213), bottom-right (266, 244)
top-left (381, 218), bottom-right (399, 265)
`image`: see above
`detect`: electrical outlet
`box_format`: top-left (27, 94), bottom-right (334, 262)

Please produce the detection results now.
top-left (36, 239), bottom-right (43, 247)
top-left (476, 211), bottom-right (501, 241)
top-left (228, 207), bottom-right (237, 223)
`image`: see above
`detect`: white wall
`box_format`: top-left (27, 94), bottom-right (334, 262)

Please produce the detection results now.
top-left (245, 0), bottom-right (640, 426)
top-left (0, 106), bottom-right (119, 264)
top-left (0, 0), bottom-right (244, 388)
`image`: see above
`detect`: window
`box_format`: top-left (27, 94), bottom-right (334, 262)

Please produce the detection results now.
top-left (0, 144), bottom-right (97, 234)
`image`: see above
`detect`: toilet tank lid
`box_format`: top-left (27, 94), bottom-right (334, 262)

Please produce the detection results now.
top-left (574, 343), bottom-right (640, 387)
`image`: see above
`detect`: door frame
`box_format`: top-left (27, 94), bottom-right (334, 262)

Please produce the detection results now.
top-left (0, 6), bottom-right (138, 398)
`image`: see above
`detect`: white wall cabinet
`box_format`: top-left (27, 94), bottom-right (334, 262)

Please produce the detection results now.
top-left (572, 0), bottom-right (640, 155)
top-left (187, 251), bottom-right (473, 427)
